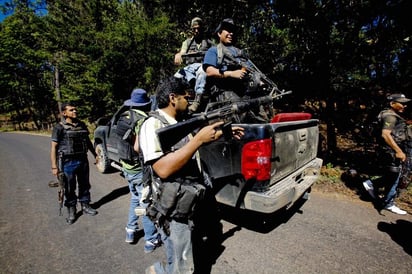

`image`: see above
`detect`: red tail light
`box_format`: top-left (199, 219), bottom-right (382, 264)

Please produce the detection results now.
top-left (241, 139), bottom-right (272, 181)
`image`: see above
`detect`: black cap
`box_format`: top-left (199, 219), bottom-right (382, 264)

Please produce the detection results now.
top-left (215, 18), bottom-right (236, 33)
top-left (387, 93), bottom-right (411, 103)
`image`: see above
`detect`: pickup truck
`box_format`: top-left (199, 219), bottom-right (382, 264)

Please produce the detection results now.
top-left (93, 102), bottom-right (322, 214)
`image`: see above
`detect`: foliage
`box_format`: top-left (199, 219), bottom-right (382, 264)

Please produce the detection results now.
top-left (0, 0), bottom-right (411, 153)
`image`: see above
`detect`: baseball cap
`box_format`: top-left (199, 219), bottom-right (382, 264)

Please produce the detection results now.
top-left (387, 93), bottom-right (411, 103)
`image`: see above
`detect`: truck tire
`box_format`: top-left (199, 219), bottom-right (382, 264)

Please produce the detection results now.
top-left (95, 143), bottom-right (110, 173)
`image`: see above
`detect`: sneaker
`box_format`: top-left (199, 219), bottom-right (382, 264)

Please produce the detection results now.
top-left (125, 227), bottom-right (135, 243)
top-left (362, 180), bottom-right (376, 199)
top-left (384, 205), bottom-right (407, 215)
top-left (81, 203), bottom-right (97, 216)
top-left (144, 239), bottom-right (161, 253)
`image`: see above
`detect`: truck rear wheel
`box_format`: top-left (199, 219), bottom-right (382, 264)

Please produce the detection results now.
top-left (95, 143), bottom-right (110, 173)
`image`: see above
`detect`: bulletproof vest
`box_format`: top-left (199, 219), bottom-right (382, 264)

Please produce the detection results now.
top-left (216, 43), bottom-right (243, 69)
top-left (379, 109), bottom-right (408, 145)
top-left (59, 122), bottom-right (89, 157)
top-left (206, 44), bottom-right (247, 97)
top-left (185, 37), bottom-right (212, 64)
top-left (150, 112), bottom-right (202, 181)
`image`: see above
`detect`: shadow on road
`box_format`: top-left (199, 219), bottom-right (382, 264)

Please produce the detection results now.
top-left (218, 192), bottom-right (308, 234)
top-left (377, 219), bottom-right (412, 256)
top-left (92, 185), bottom-right (130, 209)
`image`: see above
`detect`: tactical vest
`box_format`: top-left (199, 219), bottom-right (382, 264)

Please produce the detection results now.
top-left (59, 121), bottom-right (89, 157)
top-left (150, 111), bottom-right (201, 180)
top-left (185, 37), bottom-right (213, 64)
top-left (216, 43), bottom-right (243, 68)
top-left (145, 112), bottom-right (204, 224)
top-left (378, 109), bottom-right (408, 145)
top-left (206, 43), bottom-right (247, 98)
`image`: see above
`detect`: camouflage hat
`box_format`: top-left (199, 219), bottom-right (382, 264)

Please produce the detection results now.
top-left (191, 17), bottom-right (202, 28)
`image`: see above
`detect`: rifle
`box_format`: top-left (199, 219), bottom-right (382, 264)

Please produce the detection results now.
top-left (181, 51), bottom-right (207, 59)
top-left (221, 48), bottom-right (283, 95)
top-left (156, 90), bottom-right (292, 152)
top-left (181, 51), bottom-right (207, 65)
top-left (57, 152), bottom-right (66, 216)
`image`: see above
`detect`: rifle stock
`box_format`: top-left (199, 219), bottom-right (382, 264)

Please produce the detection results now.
top-left (156, 93), bottom-right (291, 152)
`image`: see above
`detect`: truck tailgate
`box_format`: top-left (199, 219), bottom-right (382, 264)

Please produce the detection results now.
top-left (199, 119), bottom-right (322, 213)
top-left (199, 119), bottom-right (319, 182)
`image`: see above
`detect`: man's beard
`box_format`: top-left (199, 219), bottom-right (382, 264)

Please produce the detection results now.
top-left (176, 109), bottom-right (190, 121)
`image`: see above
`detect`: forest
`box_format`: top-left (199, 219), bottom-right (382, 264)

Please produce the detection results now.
top-left (1, 0), bottom-right (411, 161)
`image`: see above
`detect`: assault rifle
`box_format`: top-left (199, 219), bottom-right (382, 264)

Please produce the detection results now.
top-left (57, 152), bottom-right (66, 216)
top-left (181, 51), bottom-right (207, 59)
top-left (156, 90), bottom-right (291, 152)
top-left (227, 53), bottom-right (282, 95)
top-left (181, 51), bottom-right (207, 65)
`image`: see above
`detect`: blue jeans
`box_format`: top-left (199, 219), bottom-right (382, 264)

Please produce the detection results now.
top-left (149, 220), bottom-right (192, 274)
top-left (63, 159), bottom-right (91, 207)
top-left (169, 220), bottom-right (194, 273)
top-left (123, 171), bottom-right (158, 243)
top-left (177, 63), bottom-right (206, 95)
top-left (383, 170), bottom-right (401, 207)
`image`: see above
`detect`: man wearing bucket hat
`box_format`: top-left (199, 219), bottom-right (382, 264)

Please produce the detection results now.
top-left (363, 93), bottom-right (410, 215)
top-left (120, 88), bottom-right (161, 251)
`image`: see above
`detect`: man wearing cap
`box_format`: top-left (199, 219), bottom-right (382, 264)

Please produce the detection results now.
top-left (120, 88), bottom-right (161, 251)
top-left (203, 18), bottom-right (248, 102)
top-left (174, 17), bottom-right (213, 113)
top-left (363, 93), bottom-right (410, 215)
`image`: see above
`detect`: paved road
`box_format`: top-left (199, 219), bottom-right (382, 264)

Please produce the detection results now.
top-left (0, 132), bottom-right (411, 274)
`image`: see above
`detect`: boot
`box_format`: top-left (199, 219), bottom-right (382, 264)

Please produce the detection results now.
top-left (81, 203), bottom-right (97, 216)
top-left (66, 206), bottom-right (76, 225)
top-left (188, 93), bottom-right (203, 113)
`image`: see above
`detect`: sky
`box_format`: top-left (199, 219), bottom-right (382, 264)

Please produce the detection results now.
top-left (0, 0), bottom-right (47, 23)
top-left (0, 0), bottom-right (13, 23)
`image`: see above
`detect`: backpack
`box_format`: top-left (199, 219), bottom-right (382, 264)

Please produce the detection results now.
top-left (114, 108), bottom-right (148, 163)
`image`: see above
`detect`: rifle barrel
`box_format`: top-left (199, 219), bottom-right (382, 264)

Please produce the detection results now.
top-left (156, 95), bottom-right (277, 151)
